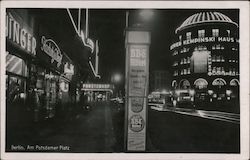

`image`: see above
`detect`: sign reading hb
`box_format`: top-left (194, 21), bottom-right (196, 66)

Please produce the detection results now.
top-left (125, 28), bottom-right (151, 152)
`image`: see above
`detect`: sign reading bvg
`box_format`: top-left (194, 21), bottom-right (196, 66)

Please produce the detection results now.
top-left (125, 29), bottom-right (150, 151)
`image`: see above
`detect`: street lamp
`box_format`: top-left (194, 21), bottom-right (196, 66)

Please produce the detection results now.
top-left (139, 9), bottom-right (154, 21)
top-left (126, 9), bottom-right (154, 28)
top-left (113, 73), bottom-right (122, 84)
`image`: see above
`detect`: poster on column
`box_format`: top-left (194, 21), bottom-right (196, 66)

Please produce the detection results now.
top-left (127, 43), bottom-right (149, 151)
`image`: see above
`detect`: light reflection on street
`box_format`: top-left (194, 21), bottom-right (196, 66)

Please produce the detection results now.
top-left (149, 103), bottom-right (240, 124)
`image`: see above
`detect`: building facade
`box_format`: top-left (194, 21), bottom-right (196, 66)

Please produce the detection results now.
top-left (170, 11), bottom-right (239, 106)
top-left (6, 9), bottom-right (96, 124)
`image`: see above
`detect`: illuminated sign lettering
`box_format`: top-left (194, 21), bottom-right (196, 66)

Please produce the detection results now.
top-left (80, 31), bottom-right (95, 53)
top-left (82, 84), bottom-right (113, 89)
top-left (41, 36), bottom-right (62, 67)
top-left (6, 13), bottom-right (37, 56)
top-left (64, 62), bottom-right (74, 75)
top-left (170, 37), bottom-right (236, 50)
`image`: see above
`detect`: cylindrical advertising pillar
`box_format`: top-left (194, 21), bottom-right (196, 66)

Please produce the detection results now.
top-left (124, 27), bottom-right (151, 152)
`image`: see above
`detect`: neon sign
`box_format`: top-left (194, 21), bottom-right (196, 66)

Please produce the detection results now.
top-left (41, 36), bottom-right (62, 67)
top-left (80, 31), bottom-right (94, 53)
top-left (6, 13), bottom-right (37, 56)
top-left (170, 37), bottom-right (236, 50)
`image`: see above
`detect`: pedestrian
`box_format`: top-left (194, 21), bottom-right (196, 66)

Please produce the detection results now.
top-left (30, 88), bottom-right (41, 122)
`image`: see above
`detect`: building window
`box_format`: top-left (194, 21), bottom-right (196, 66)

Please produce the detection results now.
top-left (173, 61), bottom-right (178, 66)
top-left (187, 57), bottom-right (190, 63)
top-left (174, 70), bottom-right (178, 76)
top-left (179, 35), bottom-right (182, 41)
top-left (186, 32), bottom-right (191, 40)
top-left (212, 44), bottom-right (224, 50)
top-left (198, 30), bottom-right (205, 38)
top-left (227, 30), bottom-right (231, 37)
top-left (183, 69), bottom-right (187, 75)
top-left (173, 50), bottom-right (178, 56)
top-left (212, 29), bottom-right (219, 37)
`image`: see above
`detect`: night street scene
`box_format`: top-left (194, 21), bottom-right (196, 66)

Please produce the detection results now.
top-left (5, 8), bottom-right (240, 153)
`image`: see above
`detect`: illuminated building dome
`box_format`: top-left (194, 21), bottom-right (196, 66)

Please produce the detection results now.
top-left (170, 11), bottom-right (239, 110)
top-left (176, 12), bottom-right (238, 33)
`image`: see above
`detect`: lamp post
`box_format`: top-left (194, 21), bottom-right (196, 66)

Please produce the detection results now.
top-left (124, 9), bottom-right (153, 152)
top-left (111, 73), bottom-right (122, 97)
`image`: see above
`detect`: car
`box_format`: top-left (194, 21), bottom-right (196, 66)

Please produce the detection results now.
top-left (173, 89), bottom-right (195, 108)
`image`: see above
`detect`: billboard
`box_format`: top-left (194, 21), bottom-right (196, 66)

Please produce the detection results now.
top-left (125, 29), bottom-right (150, 151)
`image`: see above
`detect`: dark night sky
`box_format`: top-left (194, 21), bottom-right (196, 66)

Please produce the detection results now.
top-left (88, 9), bottom-right (239, 82)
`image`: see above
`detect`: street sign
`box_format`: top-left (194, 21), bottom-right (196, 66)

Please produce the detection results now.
top-left (125, 29), bottom-right (150, 151)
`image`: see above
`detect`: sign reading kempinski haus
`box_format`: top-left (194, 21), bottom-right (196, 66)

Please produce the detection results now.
top-left (170, 37), bottom-right (237, 50)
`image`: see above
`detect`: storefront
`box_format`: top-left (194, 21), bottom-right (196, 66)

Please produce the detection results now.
top-left (6, 8), bottom-right (96, 124)
top-left (81, 83), bottom-right (114, 102)
top-left (6, 9), bottom-right (38, 125)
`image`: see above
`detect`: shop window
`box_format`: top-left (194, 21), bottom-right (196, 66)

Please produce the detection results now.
top-left (194, 78), bottom-right (208, 89)
top-left (6, 76), bottom-right (26, 103)
top-left (186, 32), bottom-right (191, 40)
top-left (198, 30), bottom-right (205, 38)
top-left (212, 29), bottom-right (219, 37)
top-left (6, 53), bottom-right (27, 76)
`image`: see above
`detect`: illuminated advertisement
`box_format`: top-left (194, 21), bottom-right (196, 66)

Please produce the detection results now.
top-left (6, 12), bottom-right (37, 56)
top-left (191, 50), bottom-right (210, 73)
top-left (125, 30), bottom-right (150, 151)
top-left (170, 36), bottom-right (236, 50)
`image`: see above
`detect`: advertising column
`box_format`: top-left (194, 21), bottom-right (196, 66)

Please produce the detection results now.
top-left (125, 28), bottom-right (151, 151)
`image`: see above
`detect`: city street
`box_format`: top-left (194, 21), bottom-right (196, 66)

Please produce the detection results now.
top-left (6, 101), bottom-right (240, 153)
top-left (4, 8), bottom-right (242, 155)
top-left (7, 102), bottom-right (122, 153)
top-left (148, 105), bottom-right (240, 153)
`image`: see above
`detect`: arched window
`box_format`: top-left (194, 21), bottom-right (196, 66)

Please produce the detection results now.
top-left (212, 78), bottom-right (226, 86)
top-left (172, 80), bottom-right (177, 88)
top-left (230, 79), bottom-right (239, 86)
top-left (194, 78), bottom-right (208, 89)
top-left (179, 79), bottom-right (190, 89)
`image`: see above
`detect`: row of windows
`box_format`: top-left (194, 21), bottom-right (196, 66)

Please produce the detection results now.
top-left (174, 67), bottom-right (238, 77)
top-left (173, 57), bottom-right (238, 67)
top-left (172, 46), bottom-right (238, 56)
top-left (182, 29), bottom-right (231, 40)
top-left (209, 67), bottom-right (239, 76)
top-left (180, 57), bottom-right (191, 64)
top-left (211, 55), bottom-right (225, 62)
top-left (173, 68), bottom-right (191, 76)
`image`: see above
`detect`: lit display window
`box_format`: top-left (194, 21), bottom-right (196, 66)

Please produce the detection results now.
top-left (186, 32), bottom-right (191, 40)
top-left (173, 50), bottom-right (178, 56)
top-left (174, 70), bottom-right (178, 76)
top-left (198, 30), bottom-right (205, 38)
top-left (212, 55), bottom-right (225, 62)
top-left (227, 30), bottom-right (231, 37)
top-left (212, 44), bottom-right (224, 50)
top-left (212, 29), bottom-right (219, 37)
top-left (173, 61), bottom-right (178, 66)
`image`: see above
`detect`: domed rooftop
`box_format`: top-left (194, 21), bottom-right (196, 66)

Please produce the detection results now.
top-left (176, 12), bottom-right (238, 33)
